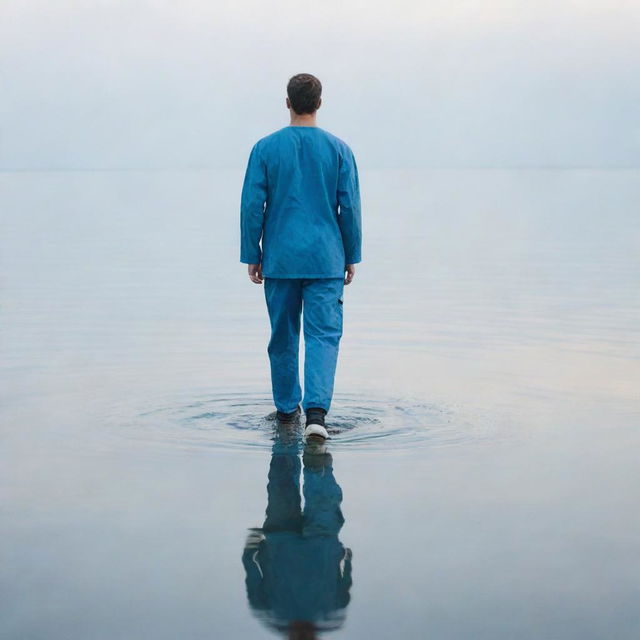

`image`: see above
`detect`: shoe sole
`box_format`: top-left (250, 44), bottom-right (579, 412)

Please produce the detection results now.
top-left (304, 424), bottom-right (329, 440)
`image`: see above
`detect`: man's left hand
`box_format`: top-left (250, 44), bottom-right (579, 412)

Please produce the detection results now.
top-left (344, 264), bottom-right (356, 285)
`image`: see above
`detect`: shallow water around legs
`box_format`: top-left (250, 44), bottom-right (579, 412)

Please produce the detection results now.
top-left (1, 169), bottom-right (639, 639)
top-left (120, 391), bottom-right (501, 453)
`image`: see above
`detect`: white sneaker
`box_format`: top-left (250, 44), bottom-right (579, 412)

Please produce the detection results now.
top-left (304, 423), bottom-right (329, 440)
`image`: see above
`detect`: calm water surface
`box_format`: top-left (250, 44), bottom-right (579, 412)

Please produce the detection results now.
top-left (1, 169), bottom-right (639, 638)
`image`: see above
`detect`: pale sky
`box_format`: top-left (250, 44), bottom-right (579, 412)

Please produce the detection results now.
top-left (1, 0), bottom-right (638, 169)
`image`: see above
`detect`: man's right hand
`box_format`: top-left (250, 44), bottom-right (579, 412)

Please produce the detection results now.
top-left (344, 264), bottom-right (356, 285)
top-left (248, 263), bottom-right (263, 284)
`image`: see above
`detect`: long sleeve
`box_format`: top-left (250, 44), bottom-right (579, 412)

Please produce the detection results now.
top-left (336, 148), bottom-right (362, 265)
top-left (240, 143), bottom-right (268, 264)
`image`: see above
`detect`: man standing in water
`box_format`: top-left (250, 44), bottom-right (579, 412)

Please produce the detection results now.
top-left (240, 73), bottom-right (362, 441)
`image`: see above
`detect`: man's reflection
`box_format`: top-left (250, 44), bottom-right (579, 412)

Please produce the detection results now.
top-left (242, 428), bottom-right (352, 638)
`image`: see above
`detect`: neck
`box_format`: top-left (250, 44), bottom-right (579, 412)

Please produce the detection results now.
top-left (289, 111), bottom-right (317, 127)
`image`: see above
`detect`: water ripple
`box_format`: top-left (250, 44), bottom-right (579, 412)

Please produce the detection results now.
top-left (119, 392), bottom-right (499, 453)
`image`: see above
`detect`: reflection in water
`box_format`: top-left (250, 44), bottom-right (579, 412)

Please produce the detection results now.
top-left (242, 427), bottom-right (352, 638)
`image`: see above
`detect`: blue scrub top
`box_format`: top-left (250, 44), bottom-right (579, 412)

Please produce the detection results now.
top-left (240, 126), bottom-right (362, 278)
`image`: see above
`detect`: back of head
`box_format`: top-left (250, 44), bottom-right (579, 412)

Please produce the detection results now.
top-left (287, 73), bottom-right (322, 115)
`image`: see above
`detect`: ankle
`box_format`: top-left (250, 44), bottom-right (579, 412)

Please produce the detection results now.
top-left (306, 407), bottom-right (326, 415)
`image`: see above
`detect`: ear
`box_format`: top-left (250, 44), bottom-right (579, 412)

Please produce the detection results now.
top-left (286, 97), bottom-right (291, 109)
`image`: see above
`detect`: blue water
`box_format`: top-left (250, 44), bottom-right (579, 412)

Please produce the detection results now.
top-left (1, 169), bottom-right (639, 638)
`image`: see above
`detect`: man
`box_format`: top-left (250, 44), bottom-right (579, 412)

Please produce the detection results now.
top-left (240, 73), bottom-right (362, 441)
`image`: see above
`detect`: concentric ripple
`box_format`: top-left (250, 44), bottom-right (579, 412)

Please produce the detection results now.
top-left (116, 391), bottom-right (501, 453)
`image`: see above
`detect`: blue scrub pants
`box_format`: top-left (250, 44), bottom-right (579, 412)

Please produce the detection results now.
top-left (264, 277), bottom-right (344, 413)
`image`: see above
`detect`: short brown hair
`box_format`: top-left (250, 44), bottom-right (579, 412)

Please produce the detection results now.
top-left (287, 73), bottom-right (322, 115)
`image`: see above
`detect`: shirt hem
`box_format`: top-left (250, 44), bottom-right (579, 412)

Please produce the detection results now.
top-left (263, 273), bottom-right (345, 279)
